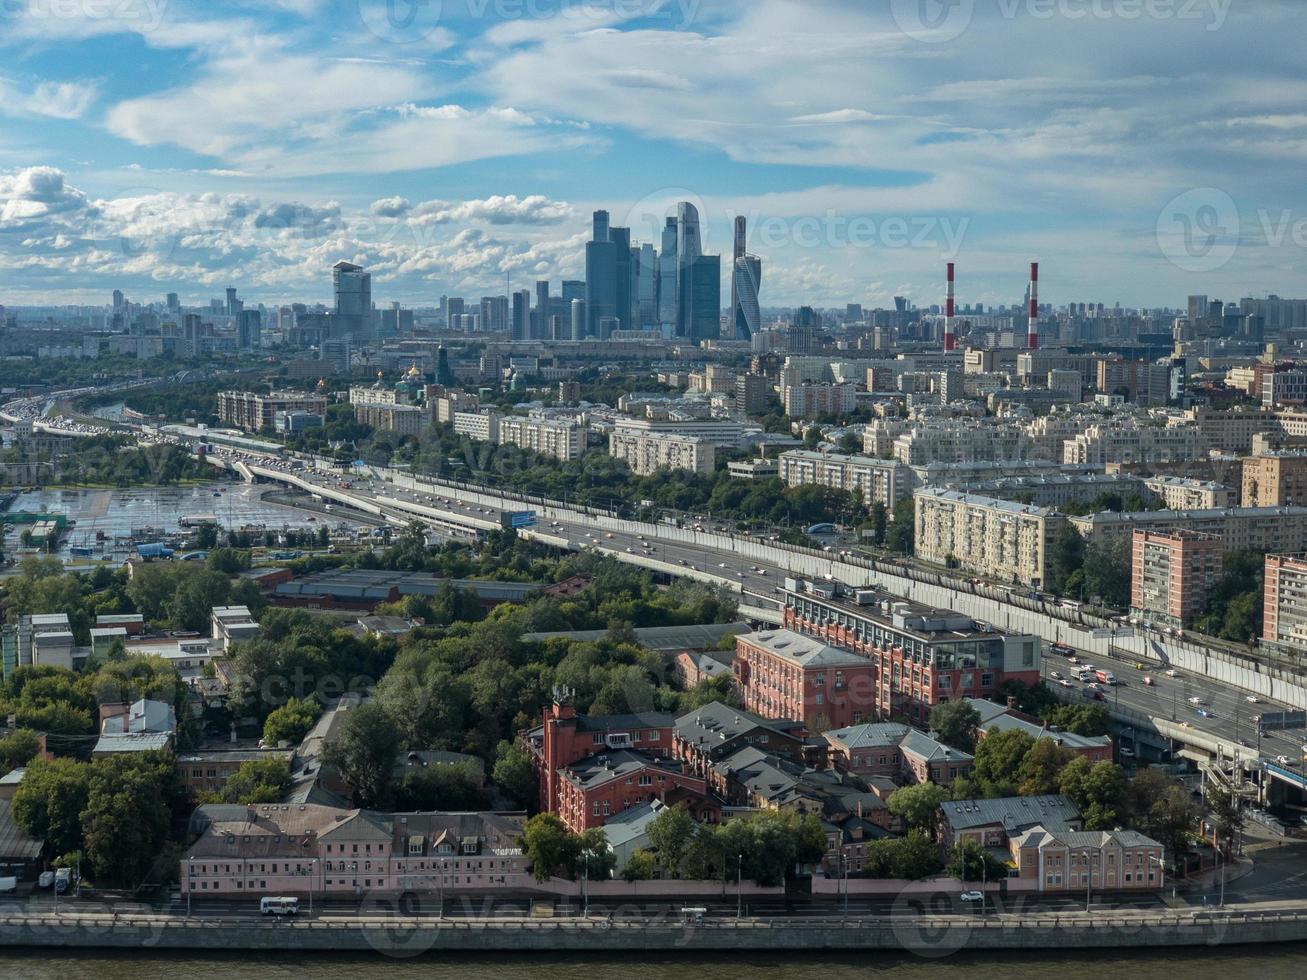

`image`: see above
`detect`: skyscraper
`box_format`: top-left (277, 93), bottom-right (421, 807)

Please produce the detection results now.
top-left (734, 254), bottom-right (761, 342)
top-left (612, 225), bottom-right (632, 332)
top-left (534, 280), bottom-right (550, 340)
top-left (333, 261), bottom-right (372, 339)
top-left (658, 218), bottom-right (678, 328)
top-left (571, 299), bottom-right (585, 342)
top-left (674, 202), bottom-right (720, 342)
top-left (225, 287), bottom-right (241, 318)
top-left (731, 215), bottom-right (745, 334)
top-left (238, 309), bottom-right (262, 350)
top-left (636, 243), bottom-right (658, 328)
top-left (512, 289), bottom-right (531, 342)
top-left (585, 210), bottom-right (617, 338)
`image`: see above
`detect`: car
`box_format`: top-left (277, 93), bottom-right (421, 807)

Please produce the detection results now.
top-left (677, 559), bottom-right (687, 566)
top-left (1119, 747), bottom-right (1136, 758)
top-left (1246, 696), bottom-right (1262, 704)
top-left (54, 867), bottom-right (72, 894)
top-left (1057, 679), bottom-right (1074, 688)
top-left (758, 569), bottom-right (767, 576)
top-left (625, 547), bottom-right (634, 553)
top-left (1143, 676), bottom-right (1155, 686)
top-left (1276, 755), bottom-right (1291, 766)
top-left (1049, 671), bottom-right (1063, 680)
top-left (1197, 708), bottom-right (1214, 718)
top-left (960, 891), bottom-right (985, 903)
top-left (38, 870), bottom-right (55, 889)
top-left (1188, 696), bottom-right (1207, 705)
top-left (605, 533), bottom-right (614, 539)
top-left (719, 562), bottom-right (728, 568)
top-left (1165, 669), bottom-right (1179, 677)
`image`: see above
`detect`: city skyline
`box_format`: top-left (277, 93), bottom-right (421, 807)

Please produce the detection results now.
top-left (2, 3), bottom-right (1305, 308)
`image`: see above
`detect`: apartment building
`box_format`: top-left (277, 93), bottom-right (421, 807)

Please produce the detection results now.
top-left (823, 722), bottom-right (974, 787)
top-left (736, 372), bottom-right (774, 413)
top-left (1263, 368), bottom-right (1307, 408)
top-left (733, 629), bottom-right (877, 733)
top-left (783, 586), bottom-right (1041, 725)
top-left (612, 417), bottom-right (758, 448)
top-left (783, 381), bottom-right (857, 419)
top-left (970, 471), bottom-right (1142, 509)
top-left (354, 401), bottom-right (426, 436)
top-left (499, 416), bottom-right (584, 461)
top-left (914, 488), bottom-right (1066, 587)
top-left (217, 390), bottom-right (327, 433)
top-left (608, 430), bottom-right (715, 476)
top-left (1242, 453), bottom-right (1307, 507)
top-left (1264, 553), bottom-right (1307, 655)
top-left (1130, 529), bottom-right (1224, 627)
top-left (452, 410), bottom-right (500, 443)
top-left (1062, 422), bottom-right (1203, 466)
top-left (1143, 476), bottom-right (1236, 510)
top-left (778, 450), bottom-right (914, 510)
top-left (892, 423), bottom-right (1031, 467)
top-left (1071, 506), bottom-right (1307, 552)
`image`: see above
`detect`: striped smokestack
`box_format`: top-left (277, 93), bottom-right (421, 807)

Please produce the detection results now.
top-left (1027, 261), bottom-right (1039, 350)
top-left (944, 262), bottom-right (956, 352)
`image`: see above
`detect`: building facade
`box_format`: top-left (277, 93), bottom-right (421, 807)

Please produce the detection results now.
top-left (608, 430), bottom-right (715, 476)
top-left (778, 450), bottom-right (914, 510)
top-left (1130, 529), bottom-right (1224, 627)
top-left (733, 629), bottom-right (877, 733)
top-left (914, 488), bottom-right (1065, 587)
top-left (217, 391), bottom-right (328, 433)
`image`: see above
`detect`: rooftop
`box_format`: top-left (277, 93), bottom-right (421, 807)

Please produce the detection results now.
top-left (739, 629), bottom-right (869, 669)
top-left (941, 794), bottom-right (1081, 833)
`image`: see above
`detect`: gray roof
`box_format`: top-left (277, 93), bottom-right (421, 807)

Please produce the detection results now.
top-left (0, 798), bottom-right (43, 862)
top-left (275, 569), bottom-right (542, 602)
top-left (602, 800), bottom-right (667, 850)
top-left (563, 750), bottom-right (687, 791)
top-left (964, 698), bottom-right (1111, 752)
top-left (823, 722), bottom-right (971, 765)
top-left (674, 701), bottom-right (804, 753)
top-left (1013, 824), bottom-right (1161, 851)
top-left (741, 629), bottom-right (869, 668)
top-left (93, 732), bottom-right (173, 754)
top-left (942, 795), bottom-right (1081, 834)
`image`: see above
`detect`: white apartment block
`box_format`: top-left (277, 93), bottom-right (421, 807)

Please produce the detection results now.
top-left (783, 381), bottom-right (858, 419)
top-left (612, 417), bottom-right (758, 448)
top-left (609, 431), bottom-right (715, 476)
top-left (862, 418), bottom-right (911, 457)
top-left (893, 423), bottom-right (1031, 467)
top-left (1062, 423), bottom-right (1203, 466)
top-left (778, 450), bottom-right (914, 509)
top-left (1143, 476), bottom-right (1237, 510)
top-left (914, 488), bottom-right (1066, 587)
top-left (453, 410), bottom-right (500, 443)
top-left (499, 416), bottom-right (584, 461)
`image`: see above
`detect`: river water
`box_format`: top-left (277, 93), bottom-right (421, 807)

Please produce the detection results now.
top-left (2, 946), bottom-right (1307, 978)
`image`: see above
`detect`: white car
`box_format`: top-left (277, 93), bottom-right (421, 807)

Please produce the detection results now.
top-left (1246, 696), bottom-right (1262, 704)
top-left (1188, 696), bottom-right (1207, 705)
top-left (960, 891), bottom-right (984, 903)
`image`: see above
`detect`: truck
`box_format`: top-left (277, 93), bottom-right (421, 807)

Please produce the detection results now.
top-left (1095, 669), bottom-right (1117, 685)
top-left (0, 876), bottom-right (17, 894)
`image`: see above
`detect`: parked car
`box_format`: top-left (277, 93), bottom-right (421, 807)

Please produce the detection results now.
top-left (960, 890), bottom-right (985, 903)
top-left (38, 870), bottom-right (54, 889)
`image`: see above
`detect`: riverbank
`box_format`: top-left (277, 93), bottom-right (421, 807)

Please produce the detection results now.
top-left (1, 905), bottom-right (1305, 954)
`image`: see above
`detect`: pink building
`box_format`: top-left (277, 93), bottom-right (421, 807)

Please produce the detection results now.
top-left (181, 804), bottom-right (530, 897)
top-left (1008, 826), bottom-right (1164, 893)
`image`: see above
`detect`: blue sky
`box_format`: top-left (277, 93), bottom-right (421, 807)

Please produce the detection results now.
top-left (1, 0), bottom-right (1304, 310)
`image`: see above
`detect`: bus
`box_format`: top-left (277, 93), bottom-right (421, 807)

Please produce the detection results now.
top-left (260, 897), bottom-right (299, 916)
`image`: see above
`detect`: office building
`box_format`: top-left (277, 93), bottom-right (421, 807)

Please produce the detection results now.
top-left (733, 629), bottom-right (877, 733)
top-left (217, 390), bottom-right (328, 433)
top-left (734, 254), bottom-right (762, 342)
top-left (332, 261), bottom-right (372, 338)
top-left (674, 202), bottom-right (721, 342)
top-left (1130, 529), bottom-right (1224, 627)
top-left (511, 290), bottom-right (531, 342)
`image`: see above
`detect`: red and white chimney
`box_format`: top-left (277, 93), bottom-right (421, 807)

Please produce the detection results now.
top-left (944, 262), bottom-right (956, 352)
top-left (1027, 261), bottom-right (1039, 350)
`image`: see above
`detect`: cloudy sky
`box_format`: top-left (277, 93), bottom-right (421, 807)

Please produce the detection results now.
top-left (1, 0), bottom-right (1303, 310)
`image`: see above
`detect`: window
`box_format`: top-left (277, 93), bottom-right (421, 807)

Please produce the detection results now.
top-left (638, 775), bottom-right (653, 787)
top-left (647, 730), bottom-right (660, 741)
top-left (815, 693), bottom-right (824, 705)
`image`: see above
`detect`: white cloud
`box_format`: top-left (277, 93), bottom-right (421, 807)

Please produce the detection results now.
top-left (0, 77), bottom-right (99, 119)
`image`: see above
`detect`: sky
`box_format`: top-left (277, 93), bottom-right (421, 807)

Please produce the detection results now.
top-left (1, 0), bottom-right (1304, 311)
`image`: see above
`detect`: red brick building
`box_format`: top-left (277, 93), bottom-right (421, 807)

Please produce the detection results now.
top-left (733, 629), bottom-right (877, 732)
top-left (556, 751), bottom-right (714, 832)
top-left (1130, 528), bottom-right (1223, 627)
top-left (522, 701), bottom-right (676, 816)
top-left (783, 588), bottom-right (1042, 724)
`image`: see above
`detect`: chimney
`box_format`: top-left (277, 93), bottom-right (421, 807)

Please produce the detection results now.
top-left (944, 262), bottom-right (956, 352)
top-left (1027, 261), bottom-right (1039, 350)
top-left (1006, 696), bottom-right (1018, 711)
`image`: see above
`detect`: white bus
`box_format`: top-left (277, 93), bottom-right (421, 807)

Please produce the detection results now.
top-left (260, 897), bottom-right (299, 916)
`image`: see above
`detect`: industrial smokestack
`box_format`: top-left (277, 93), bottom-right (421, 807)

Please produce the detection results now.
top-left (944, 262), bottom-right (956, 352)
top-left (1027, 261), bottom-right (1039, 350)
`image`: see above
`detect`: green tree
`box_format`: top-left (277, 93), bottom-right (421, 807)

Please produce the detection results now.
top-left (578, 826), bottom-right (616, 880)
top-left (83, 754), bottom-right (173, 887)
top-left (865, 830), bottom-right (942, 880)
top-left (207, 757), bottom-right (293, 804)
top-left (0, 729), bottom-right (43, 773)
top-left (885, 498), bottom-right (916, 555)
top-left (491, 740), bottom-right (538, 810)
top-left (1129, 768), bottom-right (1198, 864)
top-left (324, 701), bottom-right (400, 808)
top-left (1048, 525), bottom-right (1086, 594)
top-left (1043, 704), bottom-right (1111, 737)
top-left (972, 729), bottom-right (1036, 793)
top-left (929, 700), bottom-right (982, 752)
top-left (1059, 757), bottom-right (1128, 830)
top-left (11, 757), bottom-right (91, 857)
top-left (620, 848), bottom-right (658, 882)
top-left (393, 762), bottom-right (489, 812)
top-left (869, 501), bottom-right (888, 546)
top-left (1016, 739), bottom-right (1074, 796)
top-left (947, 838), bottom-right (1008, 883)
top-left (647, 803), bottom-right (697, 874)
top-left (1206, 782), bottom-right (1244, 850)
top-left (262, 697), bottom-right (321, 747)
top-left (521, 813), bottom-right (581, 882)
top-left (887, 782), bottom-right (949, 833)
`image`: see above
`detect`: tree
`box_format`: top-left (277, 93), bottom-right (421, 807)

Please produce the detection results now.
top-left (647, 803), bottom-right (696, 874)
top-left (393, 762), bottom-right (489, 812)
top-left (324, 701), bottom-right (400, 808)
top-left (972, 729), bottom-right (1036, 793)
top-left (1206, 782), bottom-right (1244, 850)
top-left (521, 813), bottom-right (581, 882)
top-left (11, 757), bottom-right (91, 857)
top-left (947, 838), bottom-right (1008, 883)
top-left (869, 501), bottom-right (888, 546)
top-left (578, 826), bottom-right (616, 880)
top-left (887, 782), bottom-right (949, 833)
top-left (1048, 525), bottom-right (1086, 595)
top-left (82, 754), bottom-right (173, 887)
top-left (620, 849), bottom-right (658, 882)
top-left (206, 757), bottom-right (292, 804)
top-left (1016, 739), bottom-right (1074, 796)
top-left (929, 701), bottom-right (982, 752)
top-left (262, 697), bottom-right (321, 747)
top-left (885, 498), bottom-right (915, 555)
top-left (865, 830), bottom-right (942, 880)
top-left (0, 729), bottom-right (42, 773)
top-left (491, 740), bottom-right (538, 810)
top-left (1043, 704), bottom-right (1111, 737)
top-left (1058, 757), bottom-right (1128, 830)
top-left (1129, 768), bottom-right (1198, 865)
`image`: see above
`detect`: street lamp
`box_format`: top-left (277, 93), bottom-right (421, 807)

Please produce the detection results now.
top-left (736, 852), bottom-right (743, 920)
top-left (1080, 849), bottom-right (1094, 912)
top-left (1148, 853), bottom-right (1165, 896)
top-left (439, 859), bottom-right (447, 920)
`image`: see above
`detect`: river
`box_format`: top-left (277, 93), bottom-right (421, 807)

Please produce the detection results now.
top-left (3, 946), bottom-right (1307, 978)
